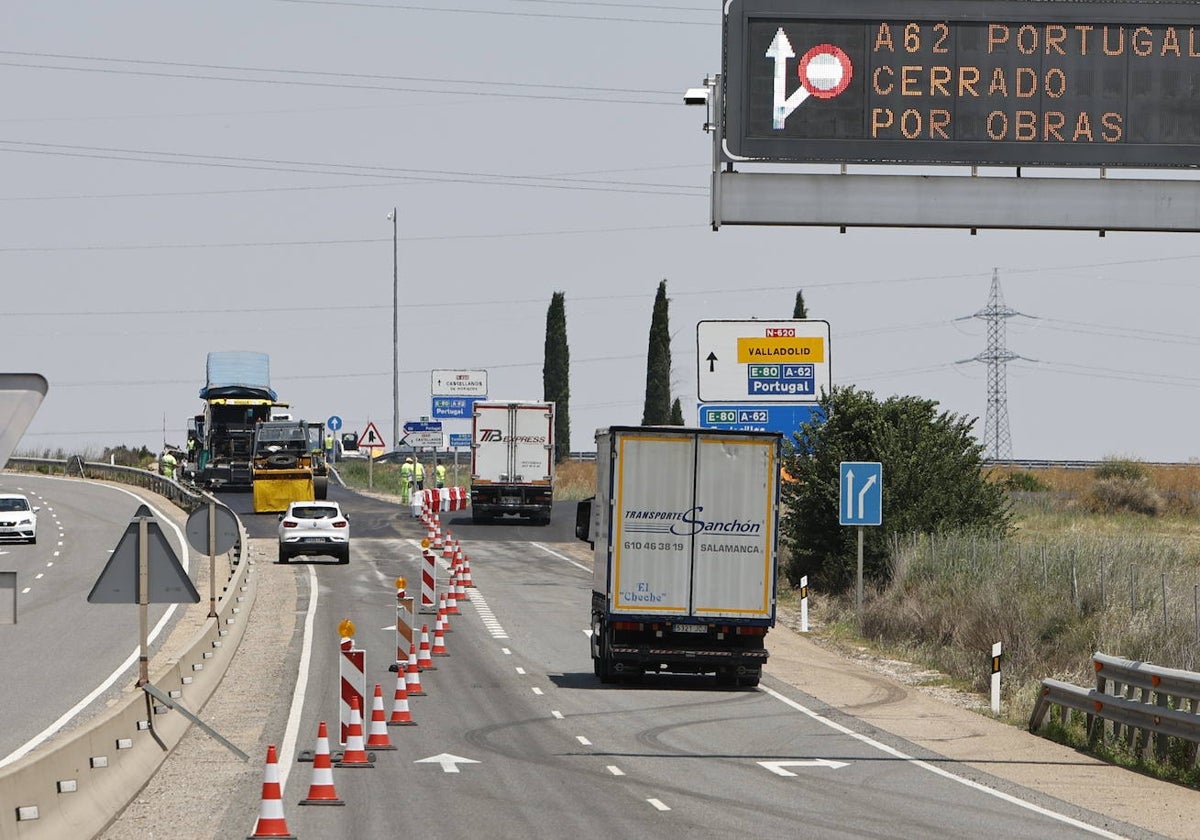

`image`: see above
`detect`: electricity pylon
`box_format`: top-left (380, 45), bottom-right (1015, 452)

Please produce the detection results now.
top-left (959, 269), bottom-right (1027, 461)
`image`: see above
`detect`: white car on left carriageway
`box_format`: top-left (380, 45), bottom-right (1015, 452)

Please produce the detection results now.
top-left (0, 493), bottom-right (38, 544)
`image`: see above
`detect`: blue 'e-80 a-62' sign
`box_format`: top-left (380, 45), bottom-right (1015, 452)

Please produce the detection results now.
top-left (747, 363), bottom-right (815, 397)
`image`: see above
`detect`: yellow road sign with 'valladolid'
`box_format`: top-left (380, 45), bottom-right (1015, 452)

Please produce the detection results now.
top-left (696, 319), bottom-right (831, 403)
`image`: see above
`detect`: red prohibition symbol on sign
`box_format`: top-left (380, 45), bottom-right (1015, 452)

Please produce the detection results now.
top-left (798, 43), bottom-right (853, 99)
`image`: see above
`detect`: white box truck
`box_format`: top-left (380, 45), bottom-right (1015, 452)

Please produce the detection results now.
top-left (470, 401), bottom-right (555, 525)
top-left (577, 426), bottom-right (782, 687)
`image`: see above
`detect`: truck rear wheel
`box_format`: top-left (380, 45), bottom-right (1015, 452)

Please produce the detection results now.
top-left (314, 475), bottom-right (328, 500)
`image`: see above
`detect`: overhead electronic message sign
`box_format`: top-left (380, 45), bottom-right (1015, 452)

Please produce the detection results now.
top-left (724, 0), bottom-right (1200, 167)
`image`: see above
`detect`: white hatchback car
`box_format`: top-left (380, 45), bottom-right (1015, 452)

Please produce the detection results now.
top-left (0, 493), bottom-right (39, 544)
top-left (277, 501), bottom-right (349, 564)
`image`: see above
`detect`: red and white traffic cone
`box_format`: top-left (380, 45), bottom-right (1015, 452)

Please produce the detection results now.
top-left (417, 624), bottom-right (435, 670)
top-left (461, 551), bottom-right (474, 587)
top-left (446, 568), bottom-right (461, 614)
top-left (334, 696), bottom-right (375, 768)
top-left (431, 614), bottom-right (448, 656)
top-left (438, 593), bottom-right (452, 632)
top-left (248, 744), bottom-right (297, 838)
top-left (442, 532), bottom-right (455, 560)
top-left (454, 564), bottom-right (467, 604)
top-left (405, 642), bottom-right (426, 696)
top-left (299, 721), bottom-right (345, 806)
top-left (432, 527), bottom-right (444, 554)
top-left (388, 669), bottom-right (416, 726)
top-left (364, 684), bottom-right (397, 750)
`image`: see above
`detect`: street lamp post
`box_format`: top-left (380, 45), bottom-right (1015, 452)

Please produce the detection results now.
top-left (389, 207), bottom-right (399, 454)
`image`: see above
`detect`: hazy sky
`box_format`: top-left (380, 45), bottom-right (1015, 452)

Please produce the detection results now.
top-left (5, 1), bottom-right (1200, 462)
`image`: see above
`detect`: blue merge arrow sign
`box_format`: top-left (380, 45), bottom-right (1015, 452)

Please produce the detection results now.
top-left (839, 462), bottom-right (882, 526)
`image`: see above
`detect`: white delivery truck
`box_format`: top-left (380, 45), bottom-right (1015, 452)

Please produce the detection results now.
top-left (470, 401), bottom-right (555, 525)
top-left (577, 426), bottom-right (782, 687)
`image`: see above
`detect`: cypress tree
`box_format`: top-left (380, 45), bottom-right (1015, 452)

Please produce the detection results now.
top-left (542, 291), bottom-right (571, 462)
top-left (669, 398), bottom-right (684, 426)
top-left (793, 290), bottom-right (808, 319)
top-left (642, 279), bottom-right (672, 425)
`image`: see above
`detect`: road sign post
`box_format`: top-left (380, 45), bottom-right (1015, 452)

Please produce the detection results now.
top-left (839, 461), bottom-right (883, 629)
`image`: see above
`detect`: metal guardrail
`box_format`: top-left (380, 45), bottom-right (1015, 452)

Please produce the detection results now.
top-left (6, 457), bottom-right (207, 512)
top-left (1029, 652), bottom-right (1200, 764)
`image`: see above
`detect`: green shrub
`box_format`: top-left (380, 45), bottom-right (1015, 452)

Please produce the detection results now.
top-left (1086, 477), bottom-right (1163, 516)
top-left (999, 470), bottom-right (1049, 492)
top-left (1095, 457), bottom-right (1147, 482)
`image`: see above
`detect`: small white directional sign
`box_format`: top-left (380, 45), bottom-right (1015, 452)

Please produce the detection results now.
top-left (415, 753), bottom-right (479, 773)
top-left (839, 462), bottom-right (882, 527)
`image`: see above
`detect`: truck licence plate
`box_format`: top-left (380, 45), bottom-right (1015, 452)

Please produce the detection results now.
top-left (673, 624), bottom-right (707, 634)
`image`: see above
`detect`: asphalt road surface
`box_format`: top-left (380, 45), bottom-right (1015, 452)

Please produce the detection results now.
top-left (0, 473), bottom-right (190, 765)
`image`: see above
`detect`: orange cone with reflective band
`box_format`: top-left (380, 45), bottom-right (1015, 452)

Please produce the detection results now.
top-left (454, 564), bottom-right (467, 604)
top-left (446, 568), bottom-right (461, 614)
top-left (364, 684), bottom-right (397, 750)
top-left (417, 624), bottom-right (435, 670)
top-left (431, 614), bottom-right (448, 656)
top-left (442, 532), bottom-right (454, 560)
top-left (461, 551), bottom-right (474, 587)
top-left (405, 642), bottom-right (426, 696)
top-left (334, 696), bottom-right (375, 768)
top-left (299, 721), bottom-right (345, 806)
top-left (438, 593), bottom-right (452, 632)
top-left (248, 744), bottom-right (297, 838)
top-left (388, 669), bottom-right (415, 725)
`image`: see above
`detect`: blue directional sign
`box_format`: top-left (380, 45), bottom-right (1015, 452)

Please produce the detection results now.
top-left (431, 396), bottom-right (481, 420)
top-left (404, 420), bottom-right (443, 433)
top-left (698, 403), bottom-right (824, 437)
top-left (839, 462), bottom-right (883, 527)
top-left (327, 415), bottom-right (342, 431)
top-left (448, 433), bottom-right (472, 448)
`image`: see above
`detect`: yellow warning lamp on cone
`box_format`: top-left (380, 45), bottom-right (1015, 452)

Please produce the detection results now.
top-left (338, 618), bottom-right (355, 640)
top-left (395, 576), bottom-right (407, 598)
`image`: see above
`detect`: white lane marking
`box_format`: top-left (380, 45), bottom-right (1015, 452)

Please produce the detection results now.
top-left (278, 564), bottom-right (319, 793)
top-left (532, 687), bottom-right (544, 696)
top-left (21, 587), bottom-right (30, 594)
top-left (515, 667), bottom-right (526, 675)
top-left (469, 590), bottom-right (509, 639)
top-left (647, 799), bottom-right (670, 811)
top-left (760, 685), bottom-right (1127, 839)
top-left (34, 574), bottom-right (43, 580)
top-left (501, 648), bottom-right (512, 655)
top-left (760, 759), bottom-right (848, 774)
top-left (576, 735), bottom-right (591, 746)
top-left (551, 710), bottom-right (564, 720)
top-left (530, 541), bottom-right (589, 572)
top-left (607, 765), bottom-right (625, 776)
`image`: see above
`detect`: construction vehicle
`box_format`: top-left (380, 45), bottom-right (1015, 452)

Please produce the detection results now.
top-left (187, 352), bottom-right (278, 491)
top-left (250, 419), bottom-right (328, 513)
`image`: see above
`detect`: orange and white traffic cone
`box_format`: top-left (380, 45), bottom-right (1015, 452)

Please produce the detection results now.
top-left (454, 564), bottom-right (467, 604)
top-left (364, 683), bottom-right (397, 750)
top-left (334, 696), bottom-right (375, 768)
top-left (442, 532), bottom-right (454, 560)
top-left (388, 669), bottom-right (416, 726)
top-left (438, 593), bottom-right (452, 632)
top-left (461, 551), bottom-right (474, 587)
top-left (432, 527), bottom-right (444, 554)
top-left (405, 641), bottom-right (425, 696)
top-left (431, 614), bottom-right (448, 656)
top-left (248, 744), bottom-right (297, 838)
top-left (299, 721), bottom-right (345, 806)
top-left (446, 568), bottom-right (461, 614)
top-left (417, 624), bottom-right (435, 670)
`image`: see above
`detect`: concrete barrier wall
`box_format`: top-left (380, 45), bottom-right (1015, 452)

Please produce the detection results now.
top-left (0, 512), bottom-right (255, 840)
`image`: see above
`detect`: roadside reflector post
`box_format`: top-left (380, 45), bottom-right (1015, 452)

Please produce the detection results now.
top-left (991, 641), bottom-right (1003, 715)
top-left (799, 575), bottom-right (809, 633)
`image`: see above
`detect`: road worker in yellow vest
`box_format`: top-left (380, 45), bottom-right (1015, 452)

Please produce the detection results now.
top-left (399, 457), bottom-right (414, 504)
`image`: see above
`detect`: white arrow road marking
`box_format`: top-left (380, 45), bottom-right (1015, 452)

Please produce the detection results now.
top-left (415, 753), bottom-right (480, 773)
top-left (857, 473), bottom-right (877, 519)
top-left (759, 759), bottom-right (849, 776)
